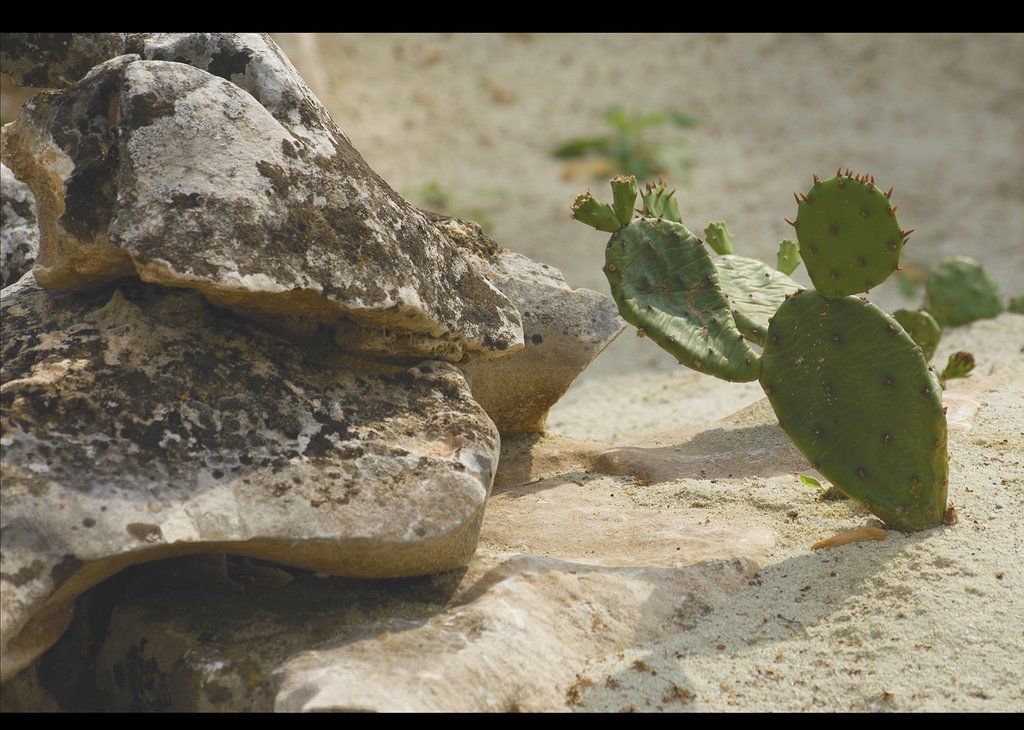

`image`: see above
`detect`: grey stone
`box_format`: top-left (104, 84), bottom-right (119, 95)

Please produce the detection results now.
top-left (0, 33), bottom-right (125, 88)
top-left (0, 275), bottom-right (499, 682)
top-left (3, 34), bottom-right (344, 153)
top-left (460, 246), bottom-right (625, 433)
top-left (1, 163), bottom-right (38, 288)
top-left (1, 35), bottom-right (522, 362)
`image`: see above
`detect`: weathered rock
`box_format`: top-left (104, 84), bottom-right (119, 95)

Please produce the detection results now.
top-left (89, 557), bottom-right (462, 712)
top-left (591, 398), bottom-right (810, 485)
top-left (75, 526), bottom-right (770, 712)
top-left (0, 33), bottom-right (125, 88)
top-left (460, 248), bottom-right (625, 433)
top-left (3, 33), bottom-right (344, 153)
top-left (0, 661), bottom-right (60, 711)
top-left (1, 34), bottom-right (522, 362)
top-left (0, 275), bottom-right (500, 682)
top-left (1, 163), bottom-right (38, 288)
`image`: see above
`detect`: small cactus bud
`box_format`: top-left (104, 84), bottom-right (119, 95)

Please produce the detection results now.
top-left (704, 221), bottom-right (735, 255)
top-left (610, 175), bottom-right (639, 226)
top-left (571, 192), bottom-right (621, 232)
top-left (939, 351), bottom-right (976, 383)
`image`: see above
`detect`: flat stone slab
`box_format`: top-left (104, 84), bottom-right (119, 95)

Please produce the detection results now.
top-left (0, 275), bottom-right (499, 682)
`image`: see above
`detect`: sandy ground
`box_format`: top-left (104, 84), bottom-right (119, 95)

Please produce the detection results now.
top-left (270, 33), bottom-right (1024, 712)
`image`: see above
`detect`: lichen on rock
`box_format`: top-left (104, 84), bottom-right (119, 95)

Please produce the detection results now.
top-left (0, 275), bottom-right (500, 682)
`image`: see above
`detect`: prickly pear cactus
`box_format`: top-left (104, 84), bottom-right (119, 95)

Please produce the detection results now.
top-left (603, 218), bottom-right (761, 381)
top-left (792, 170), bottom-right (911, 298)
top-left (714, 255), bottom-right (802, 347)
top-left (761, 291), bottom-right (948, 531)
top-left (575, 170), bottom-right (952, 531)
top-left (925, 256), bottom-right (1003, 327)
top-left (892, 308), bottom-right (942, 361)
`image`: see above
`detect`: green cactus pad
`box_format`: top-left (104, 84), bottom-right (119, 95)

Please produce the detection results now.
top-left (892, 308), bottom-right (942, 362)
top-left (760, 290), bottom-right (948, 531)
top-left (924, 256), bottom-right (1003, 327)
top-left (794, 172), bottom-right (905, 298)
top-left (604, 218), bottom-right (761, 382)
top-left (776, 239), bottom-right (800, 276)
top-left (704, 221), bottom-right (735, 255)
top-left (640, 180), bottom-right (682, 223)
top-left (714, 255), bottom-right (802, 347)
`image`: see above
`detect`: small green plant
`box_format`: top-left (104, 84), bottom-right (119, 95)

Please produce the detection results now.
top-left (409, 180), bottom-right (506, 233)
top-left (799, 474), bottom-right (826, 494)
top-left (552, 105), bottom-right (697, 183)
top-left (799, 474), bottom-right (846, 501)
top-left (939, 351), bottom-right (976, 384)
top-left (573, 170), bottom-right (952, 532)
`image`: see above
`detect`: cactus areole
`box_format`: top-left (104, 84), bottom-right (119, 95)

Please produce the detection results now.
top-left (573, 171), bottom-right (951, 532)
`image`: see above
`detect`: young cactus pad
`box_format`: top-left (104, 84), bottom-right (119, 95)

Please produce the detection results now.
top-left (776, 239), bottom-right (801, 276)
top-left (925, 256), bottom-right (1003, 327)
top-left (793, 171), bottom-right (908, 298)
top-left (704, 221), bottom-right (734, 255)
top-left (760, 291), bottom-right (948, 531)
top-left (640, 179), bottom-right (683, 223)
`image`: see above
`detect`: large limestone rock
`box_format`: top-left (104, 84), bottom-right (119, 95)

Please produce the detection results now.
top-left (1, 34), bottom-right (522, 362)
top-left (0, 276), bottom-right (500, 683)
top-left (1, 163), bottom-right (38, 288)
top-left (462, 249), bottom-right (625, 433)
top-left (430, 214), bottom-right (626, 433)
